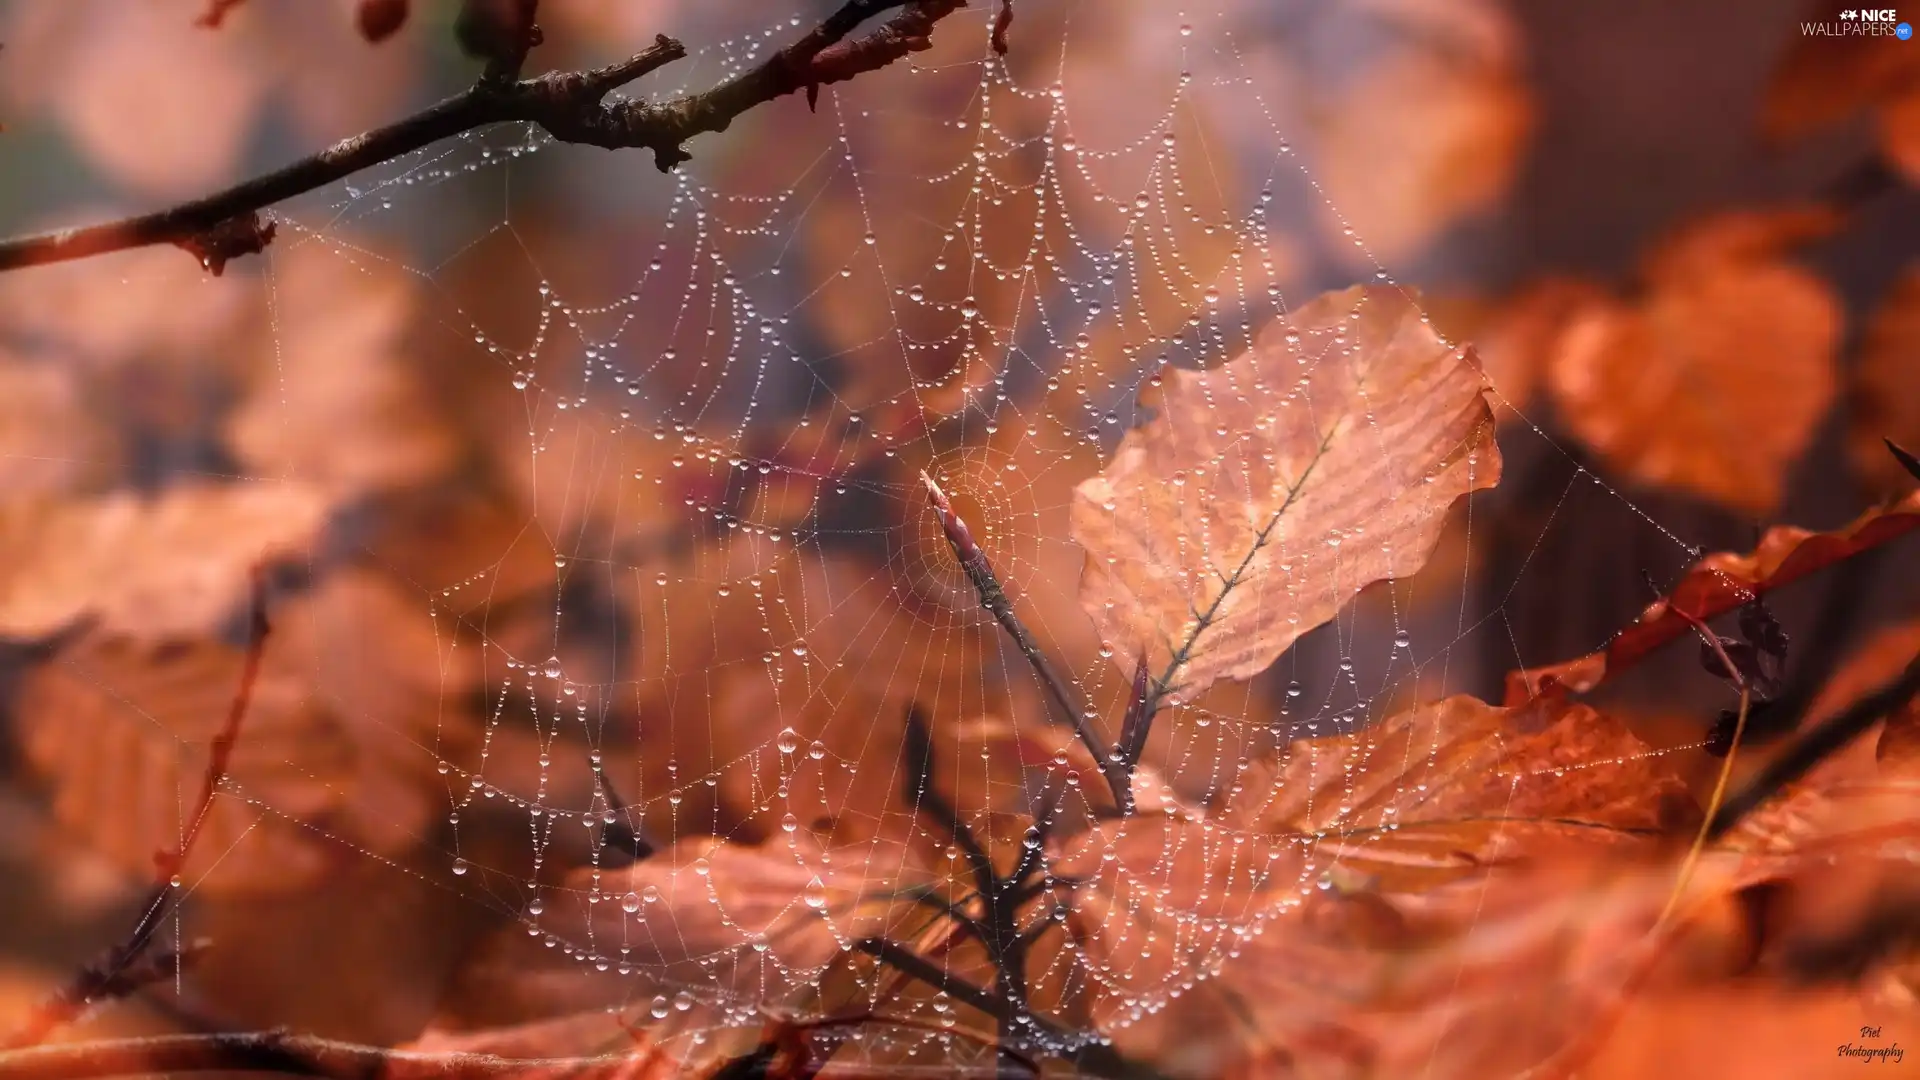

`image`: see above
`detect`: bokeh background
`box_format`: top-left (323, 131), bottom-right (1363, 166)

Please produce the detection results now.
top-left (0, 0), bottom-right (1915, 1071)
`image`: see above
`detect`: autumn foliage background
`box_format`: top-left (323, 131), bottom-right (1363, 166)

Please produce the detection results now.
top-left (0, 0), bottom-right (1919, 1077)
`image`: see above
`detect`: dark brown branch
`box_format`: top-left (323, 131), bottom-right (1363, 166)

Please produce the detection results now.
top-left (855, 938), bottom-right (1026, 1032)
top-left (1113, 656), bottom-right (1155, 785)
top-left (0, 0), bottom-right (971, 274)
top-left (919, 472), bottom-right (1130, 813)
top-left (902, 705), bottom-right (998, 897)
top-left (4, 577), bottom-right (272, 1050)
top-left (853, 939), bottom-right (1154, 1080)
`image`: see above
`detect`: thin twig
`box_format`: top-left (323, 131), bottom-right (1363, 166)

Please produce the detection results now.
top-left (4, 576), bottom-right (272, 1050)
top-left (0, 0), bottom-right (970, 273)
top-left (919, 471), bottom-right (1129, 811)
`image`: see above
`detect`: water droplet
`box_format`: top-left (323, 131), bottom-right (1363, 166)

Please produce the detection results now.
top-left (622, 891), bottom-right (641, 913)
top-left (543, 656), bottom-right (563, 680)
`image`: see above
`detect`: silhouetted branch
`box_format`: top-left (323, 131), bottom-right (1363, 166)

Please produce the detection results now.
top-left (0, 0), bottom-right (970, 274)
top-left (4, 575), bottom-right (272, 1050)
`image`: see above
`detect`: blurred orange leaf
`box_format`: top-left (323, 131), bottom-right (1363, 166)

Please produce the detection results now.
top-left (0, 358), bottom-right (119, 496)
top-left (0, 483), bottom-right (328, 641)
top-left (1547, 207), bottom-right (1842, 513)
top-left (2, 0), bottom-right (414, 196)
top-left (225, 240), bottom-right (463, 497)
top-left (16, 579), bottom-right (456, 895)
top-left (1072, 285), bottom-right (1500, 701)
top-left (1316, 14), bottom-right (1533, 266)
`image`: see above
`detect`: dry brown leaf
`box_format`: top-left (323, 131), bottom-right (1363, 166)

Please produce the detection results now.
top-left (1850, 267), bottom-right (1920, 493)
top-left (1506, 489), bottom-right (1920, 703)
top-left (0, 482), bottom-right (330, 641)
top-left (1040, 692), bottom-right (1692, 1072)
top-left (16, 606), bottom-right (449, 895)
top-left (1225, 695), bottom-right (1697, 888)
top-left (226, 240), bottom-right (464, 496)
top-left (1547, 207), bottom-right (1843, 513)
top-left (1072, 285), bottom-right (1500, 701)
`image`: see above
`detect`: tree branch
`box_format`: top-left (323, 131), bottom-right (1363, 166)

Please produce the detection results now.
top-left (0, 0), bottom-right (970, 274)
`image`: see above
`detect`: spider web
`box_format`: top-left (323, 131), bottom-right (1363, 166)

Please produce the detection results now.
top-left (15, 1), bottom-right (1733, 1075)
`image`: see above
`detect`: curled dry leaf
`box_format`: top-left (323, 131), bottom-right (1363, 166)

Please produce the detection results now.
top-left (16, 586), bottom-right (453, 895)
top-left (1547, 207), bottom-right (1842, 514)
top-left (1072, 285), bottom-right (1500, 702)
top-left (1850, 268), bottom-right (1920, 494)
top-left (1506, 488), bottom-right (1920, 704)
top-left (0, 482), bottom-right (329, 642)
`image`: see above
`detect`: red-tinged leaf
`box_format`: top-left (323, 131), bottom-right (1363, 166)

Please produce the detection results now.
top-left (1506, 489), bottom-right (1920, 705)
